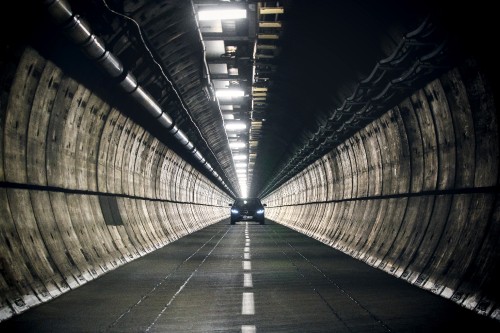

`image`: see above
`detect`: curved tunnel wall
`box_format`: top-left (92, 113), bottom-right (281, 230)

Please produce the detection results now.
top-left (0, 47), bottom-right (231, 320)
top-left (264, 61), bottom-right (500, 320)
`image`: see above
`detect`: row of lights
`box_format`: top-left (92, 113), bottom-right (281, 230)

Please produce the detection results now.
top-left (197, 6), bottom-right (251, 197)
top-left (227, 118), bottom-right (248, 197)
top-left (216, 87), bottom-right (248, 195)
top-left (197, 3), bottom-right (284, 197)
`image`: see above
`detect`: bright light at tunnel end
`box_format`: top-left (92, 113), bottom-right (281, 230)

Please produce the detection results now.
top-left (239, 183), bottom-right (248, 198)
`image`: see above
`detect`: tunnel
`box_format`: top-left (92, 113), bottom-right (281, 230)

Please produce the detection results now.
top-left (0, 0), bottom-right (499, 332)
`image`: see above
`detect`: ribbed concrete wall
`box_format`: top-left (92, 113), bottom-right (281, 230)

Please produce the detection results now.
top-left (0, 48), bottom-right (230, 320)
top-left (264, 61), bottom-right (500, 320)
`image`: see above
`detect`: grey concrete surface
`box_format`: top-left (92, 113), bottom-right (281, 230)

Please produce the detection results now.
top-left (1, 220), bottom-right (499, 333)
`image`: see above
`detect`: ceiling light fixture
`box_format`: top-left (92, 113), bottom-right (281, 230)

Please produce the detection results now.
top-left (229, 141), bottom-right (246, 149)
top-left (216, 89), bottom-right (245, 98)
top-left (198, 9), bottom-right (247, 21)
top-left (225, 122), bottom-right (247, 131)
top-left (233, 154), bottom-right (247, 161)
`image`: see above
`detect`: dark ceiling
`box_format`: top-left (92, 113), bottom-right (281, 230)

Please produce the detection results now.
top-left (250, 0), bottom-right (499, 196)
top-left (2, 0), bottom-right (498, 198)
top-left (251, 0), bottom-right (425, 194)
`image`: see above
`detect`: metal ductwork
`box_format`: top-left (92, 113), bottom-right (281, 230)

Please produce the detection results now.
top-left (43, 0), bottom-right (234, 195)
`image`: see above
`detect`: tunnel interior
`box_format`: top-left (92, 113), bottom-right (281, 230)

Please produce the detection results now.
top-left (0, 0), bottom-right (499, 324)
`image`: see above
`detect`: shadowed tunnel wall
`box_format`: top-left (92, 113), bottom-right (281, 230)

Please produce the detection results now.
top-left (0, 48), bottom-right (231, 320)
top-left (264, 61), bottom-right (500, 320)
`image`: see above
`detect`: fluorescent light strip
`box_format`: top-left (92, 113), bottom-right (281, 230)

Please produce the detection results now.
top-left (216, 89), bottom-right (244, 97)
top-left (225, 123), bottom-right (247, 131)
top-left (230, 142), bottom-right (246, 149)
top-left (198, 9), bottom-right (247, 21)
top-left (233, 154), bottom-right (247, 160)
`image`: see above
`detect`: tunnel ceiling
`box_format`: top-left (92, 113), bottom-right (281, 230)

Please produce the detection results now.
top-left (12, 0), bottom-right (498, 198)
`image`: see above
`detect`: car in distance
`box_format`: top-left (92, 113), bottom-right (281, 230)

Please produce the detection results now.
top-left (229, 197), bottom-right (266, 225)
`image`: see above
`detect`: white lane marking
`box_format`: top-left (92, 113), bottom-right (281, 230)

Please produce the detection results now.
top-left (245, 240), bottom-right (250, 245)
top-left (241, 325), bottom-right (256, 333)
top-left (243, 261), bottom-right (251, 270)
top-left (110, 230), bottom-right (223, 328)
top-left (244, 247), bottom-right (250, 253)
top-left (144, 229), bottom-right (230, 332)
top-left (242, 292), bottom-right (255, 315)
top-left (244, 253), bottom-right (251, 260)
top-left (244, 273), bottom-right (253, 287)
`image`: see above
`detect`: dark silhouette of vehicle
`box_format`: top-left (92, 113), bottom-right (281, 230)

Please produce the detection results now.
top-left (229, 197), bottom-right (266, 224)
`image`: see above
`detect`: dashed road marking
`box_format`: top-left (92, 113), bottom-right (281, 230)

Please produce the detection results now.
top-left (244, 273), bottom-right (253, 287)
top-left (241, 325), bottom-right (256, 333)
top-left (242, 292), bottom-right (255, 315)
top-left (242, 222), bottom-right (256, 330)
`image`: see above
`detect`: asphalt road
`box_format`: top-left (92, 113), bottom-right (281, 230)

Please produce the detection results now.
top-left (1, 219), bottom-right (499, 332)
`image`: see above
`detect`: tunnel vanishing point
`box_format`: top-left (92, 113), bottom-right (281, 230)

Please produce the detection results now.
top-left (0, 0), bottom-right (499, 325)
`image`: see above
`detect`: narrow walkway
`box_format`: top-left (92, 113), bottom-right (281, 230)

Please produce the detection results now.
top-left (1, 220), bottom-right (499, 332)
